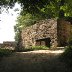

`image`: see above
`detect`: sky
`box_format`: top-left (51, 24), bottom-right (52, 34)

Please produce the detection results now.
top-left (0, 3), bottom-right (21, 43)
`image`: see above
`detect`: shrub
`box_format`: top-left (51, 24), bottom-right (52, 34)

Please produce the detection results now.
top-left (67, 37), bottom-right (72, 46)
top-left (61, 46), bottom-right (72, 67)
top-left (0, 48), bottom-right (13, 57)
top-left (60, 36), bottom-right (72, 67)
top-left (31, 46), bottom-right (49, 50)
top-left (16, 46), bottom-right (49, 52)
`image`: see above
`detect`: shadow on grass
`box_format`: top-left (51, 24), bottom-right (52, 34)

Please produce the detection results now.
top-left (0, 52), bottom-right (71, 72)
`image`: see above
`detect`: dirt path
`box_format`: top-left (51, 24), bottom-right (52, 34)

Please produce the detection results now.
top-left (0, 50), bottom-right (70, 72)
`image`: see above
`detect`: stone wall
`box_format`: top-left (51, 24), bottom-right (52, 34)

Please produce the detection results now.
top-left (21, 19), bottom-right (58, 48)
top-left (0, 41), bottom-right (16, 50)
top-left (21, 18), bottom-right (72, 49)
top-left (57, 19), bottom-right (72, 46)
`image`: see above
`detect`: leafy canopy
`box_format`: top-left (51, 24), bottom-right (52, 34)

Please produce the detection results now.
top-left (14, 13), bottom-right (37, 47)
top-left (0, 0), bottom-right (72, 17)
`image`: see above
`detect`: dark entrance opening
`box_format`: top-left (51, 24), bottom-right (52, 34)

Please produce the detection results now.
top-left (36, 38), bottom-right (51, 47)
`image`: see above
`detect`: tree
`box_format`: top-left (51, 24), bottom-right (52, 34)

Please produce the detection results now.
top-left (14, 13), bottom-right (40, 50)
top-left (1, 0), bottom-right (72, 17)
top-left (0, 0), bottom-right (16, 6)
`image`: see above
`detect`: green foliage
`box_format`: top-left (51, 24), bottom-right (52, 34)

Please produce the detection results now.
top-left (16, 46), bottom-right (49, 52)
top-left (20, 0), bottom-right (72, 17)
top-left (61, 37), bottom-right (72, 66)
top-left (0, 0), bottom-right (16, 6)
top-left (14, 13), bottom-right (40, 49)
top-left (1, 0), bottom-right (72, 17)
top-left (31, 46), bottom-right (49, 50)
top-left (68, 34), bottom-right (72, 46)
top-left (15, 13), bottom-right (39, 29)
top-left (61, 46), bottom-right (72, 67)
top-left (0, 48), bottom-right (13, 57)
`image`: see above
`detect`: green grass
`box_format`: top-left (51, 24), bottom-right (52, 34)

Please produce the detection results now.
top-left (16, 46), bottom-right (49, 52)
top-left (31, 46), bottom-right (49, 50)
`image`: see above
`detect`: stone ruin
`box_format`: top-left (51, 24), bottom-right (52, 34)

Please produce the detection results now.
top-left (57, 18), bottom-right (72, 46)
top-left (0, 41), bottom-right (16, 50)
top-left (21, 18), bottom-right (72, 49)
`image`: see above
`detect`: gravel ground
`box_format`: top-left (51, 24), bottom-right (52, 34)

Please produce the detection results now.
top-left (19, 49), bottom-right (64, 53)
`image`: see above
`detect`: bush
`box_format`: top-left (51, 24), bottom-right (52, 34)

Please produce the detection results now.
top-left (67, 37), bottom-right (72, 46)
top-left (61, 46), bottom-right (72, 67)
top-left (17, 46), bottom-right (49, 52)
top-left (31, 46), bottom-right (49, 50)
top-left (62, 46), bottom-right (72, 57)
top-left (0, 48), bottom-right (13, 57)
top-left (60, 34), bottom-right (72, 65)
top-left (15, 45), bottom-right (49, 52)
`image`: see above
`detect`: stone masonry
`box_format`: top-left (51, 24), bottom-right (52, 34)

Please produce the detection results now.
top-left (21, 18), bottom-right (72, 49)
top-left (0, 41), bottom-right (16, 50)
top-left (21, 19), bottom-right (58, 48)
top-left (57, 18), bottom-right (72, 46)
